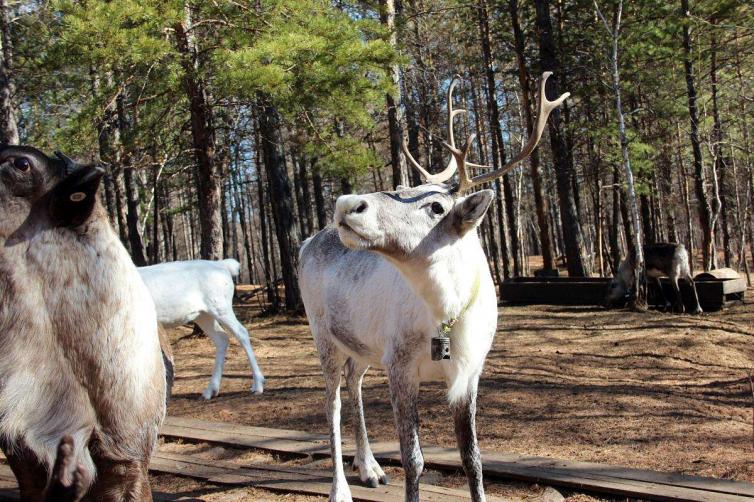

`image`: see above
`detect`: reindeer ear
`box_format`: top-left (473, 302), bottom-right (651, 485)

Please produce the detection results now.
top-left (49, 165), bottom-right (104, 227)
top-left (453, 189), bottom-right (493, 235)
top-left (54, 151), bottom-right (78, 176)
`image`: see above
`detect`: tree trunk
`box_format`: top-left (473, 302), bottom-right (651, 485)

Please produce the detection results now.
top-left (0, 0), bottom-right (17, 144)
top-left (709, 22), bottom-right (731, 267)
top-left (114, 87), bottom-right (147, 266)
top-left (254, 123), bottom-right (279, 311)
top-left (312, 159), bottom-right (327, 230)
top-left (257, 97), bottom-right (301, 310)
top-left (509, 0), bottom-right (555, 272)
top-left (477, 0), bottom-right (514, 277)
top-left (596, 0), bottom-right (645, 308)
top-left (681, 0), bottom-right (715, 271)
top-left (610, 164), bottom-right (622, 272)
top-left (379, 0), bottom-right (407, 189)
top-left (534, 0), bottom-right (588, 277)
top-left (298, 154), bottom-right (314, 236)
top-left (123, 167), bottom-right (147, 266)
top-left (174, 7), bottom-right (224, 260)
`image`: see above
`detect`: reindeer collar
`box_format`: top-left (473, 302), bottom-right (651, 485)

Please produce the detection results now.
top-left (431, 271), bottom-right (481, 361)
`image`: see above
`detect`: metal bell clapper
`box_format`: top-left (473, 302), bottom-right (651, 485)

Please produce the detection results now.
top-left (431, 324), bottom-right (452, 361)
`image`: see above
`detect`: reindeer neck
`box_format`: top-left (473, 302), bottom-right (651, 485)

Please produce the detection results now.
top-left (394, 233), bottom-right (487, 323)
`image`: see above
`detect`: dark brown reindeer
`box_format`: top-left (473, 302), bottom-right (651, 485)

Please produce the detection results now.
top-left (0, 146), bottom-right (166, 500)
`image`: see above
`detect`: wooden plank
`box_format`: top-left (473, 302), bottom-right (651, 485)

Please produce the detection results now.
top-left (151, 450), bottom-right (506, 502)
top-left (161, 421), bottom-right (328, 459)
top-left (160, 417), bottom-right (754, 502)
top-left (500, 280), bottom-right (609, 305)
top-left (0, 453), bottom-right (500, 502)
top-left (722, 278), bottom-right (747, 295)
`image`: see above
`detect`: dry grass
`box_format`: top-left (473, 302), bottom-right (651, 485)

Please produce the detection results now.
top-left (153, 284), bottom-right (754, 500)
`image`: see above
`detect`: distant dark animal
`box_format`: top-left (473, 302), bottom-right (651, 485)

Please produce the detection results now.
top-left (534, 268), bottom-right (559, 278)
top-left (605, 243), bottom-right (702, 314)
top-left (0, 146), bottom-right (166, 500)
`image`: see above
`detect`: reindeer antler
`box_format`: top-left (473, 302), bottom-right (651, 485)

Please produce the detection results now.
top-left (452, 72), bottom-right (569, 193)
top-left (403, 72), bottom-right (569, 194)
top-left (402, 75), bottom-right (489, 185)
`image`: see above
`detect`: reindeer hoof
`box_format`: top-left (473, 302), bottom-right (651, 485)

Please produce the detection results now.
top-left (202, 387), bottom-right (218, 400)
top-left (43, 436), bottom-right (88, 502)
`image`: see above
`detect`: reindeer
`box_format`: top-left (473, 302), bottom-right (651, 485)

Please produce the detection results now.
top-left (0, 146), bottom-right (166, 500)
top-left (299, 73), bottom-right (568, 502)
top-left (605, 243), bottom-right (703, 314)
top-left (139, 258), bottom-right (265, 399)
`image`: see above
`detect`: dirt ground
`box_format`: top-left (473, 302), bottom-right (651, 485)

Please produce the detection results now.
top-left (153, 283), bottom-right (754, 501)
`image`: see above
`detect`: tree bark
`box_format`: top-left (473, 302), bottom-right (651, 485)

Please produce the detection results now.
top-left (254, 123), bottom-right (279, 311)
top-left (312, 159), bottom-right (327, 230)
top-left (174, 7), bottom-right (224, 260)
top-left (477, 0), bottom-right (515, 277)
top-left (595, 0), bottom-right (645, 307)
top-left (114, 87), bottom-right (147, 266)
top-left (709, 22), bottom-right (731, 267)
top-left (0, 0), bottom-right (17, 144)
top-left (681, 0), bottom-right (715, 270)
top-left (257, 97), bottom-right (301, 310)
top-left (379, 0), bottom-right (408, 189)
top-left (534, 0), bottom-right (588, 277)
top-left (509, 0), bottom-right (555, 272)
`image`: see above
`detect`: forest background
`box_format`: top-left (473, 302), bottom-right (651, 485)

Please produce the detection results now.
top-left (2, 0), bottom-right (752, 310)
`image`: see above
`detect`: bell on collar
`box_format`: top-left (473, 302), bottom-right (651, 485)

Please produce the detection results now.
top-left (431, 332), bottom-right (451, 361)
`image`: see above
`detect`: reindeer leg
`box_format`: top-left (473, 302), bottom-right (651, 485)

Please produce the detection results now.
top-left (654, 277), bottom-right (671, 312)
top-left (387, 363), bottom-right (423, 502)
top-left (316, 337), bottom-right (351, 502)
top-left (42, 436), bottom-right (87, 502)
top-left (670, 275), bottom-right (685, 314)
top-left (88, 457), bottom-right (151, 501)
top-left (215, 309), bottom-right (265, 394)
top-left (451, 379), bottom-right (486, 502)
top-left (685, 274), bottom-right (703, 314)
top-left (195, 314), bottom-right (230, 400)
top-left (345, 358), bottom-right (388, 488)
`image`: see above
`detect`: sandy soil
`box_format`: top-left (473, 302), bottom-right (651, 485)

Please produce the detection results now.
top-left (153, 284), bottom-right (754, 500)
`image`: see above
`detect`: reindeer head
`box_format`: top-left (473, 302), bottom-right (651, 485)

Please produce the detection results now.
top-left (0, 146), bottom-right (104, 240)
top-left (334, 73), bottom-right (568, 265)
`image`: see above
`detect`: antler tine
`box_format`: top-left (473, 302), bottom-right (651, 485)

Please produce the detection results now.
top-left (439, 75), bottom-right (493, 191)
top-left (446, 75), bottom-right (465, 151)
top-left (402, 75), bottom-right (472, 185)
top-left (458, 72), bottom-right (569, 193)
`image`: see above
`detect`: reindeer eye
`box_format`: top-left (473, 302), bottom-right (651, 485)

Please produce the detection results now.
top-left (430, 202), bottom-right (445, 215)
top-left (12, 157), bottom-right (30, 172)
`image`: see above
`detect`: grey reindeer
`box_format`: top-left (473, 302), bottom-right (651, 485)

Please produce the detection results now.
top-left (299, 73), bottom-right (568, 502)
top-left (0, 146), bottom-right (165, 500)
top-left (605, 243), bottom-right (703, 314)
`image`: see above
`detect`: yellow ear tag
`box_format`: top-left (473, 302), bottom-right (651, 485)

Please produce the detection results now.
top-left (69, 192), bottom-right (87, 202)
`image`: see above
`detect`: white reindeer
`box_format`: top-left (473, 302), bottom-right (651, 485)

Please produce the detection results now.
top-left (139, 259), bottom-right (265, 399)
top-left (299, 73), bottom-right (568, 502)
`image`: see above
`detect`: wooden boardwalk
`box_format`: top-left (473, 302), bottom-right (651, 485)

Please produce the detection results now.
top-left (0, 427), bottom-right (501, 501)
top-left (0, 416), bottom-right (752, 500)
top-left (161, 416), bottom-right (754, 502)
